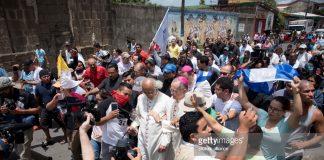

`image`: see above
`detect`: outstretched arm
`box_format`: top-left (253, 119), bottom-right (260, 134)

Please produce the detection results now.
top-left (287, 77), bottom-right (303, 129)
top-left (237, 75), bottom-right (259, 112)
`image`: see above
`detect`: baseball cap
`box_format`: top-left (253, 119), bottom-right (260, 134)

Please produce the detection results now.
top-left (163, 64), bottom-right (177, 73)
top-left (0, 77), bottom-right (14, 90)
top-left (122, 52), bottom-right (131, 59)
top-left (224, 46), bottom-right (229, 51)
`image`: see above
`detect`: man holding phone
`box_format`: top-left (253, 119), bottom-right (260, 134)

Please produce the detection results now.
top-left (95, 82), bottom-right (133, 160)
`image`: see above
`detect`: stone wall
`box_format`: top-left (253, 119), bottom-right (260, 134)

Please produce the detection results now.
top-left (109, 4), bottom-right (166, 51)
top-left (0, 0), bottom-right (255, 71)
top-left (0, 0), bottom-right (39, 68)
top-left (0, 0), bottom-right (166, 70)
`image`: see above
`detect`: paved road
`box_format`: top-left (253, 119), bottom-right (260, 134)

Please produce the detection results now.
top-left (31, 125), bottom-right (71, 160)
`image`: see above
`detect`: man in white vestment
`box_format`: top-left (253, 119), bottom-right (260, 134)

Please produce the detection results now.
top-left (128, 78), bottom-right (172, 160)
top-left (160, 76), bottom-right (189, 159)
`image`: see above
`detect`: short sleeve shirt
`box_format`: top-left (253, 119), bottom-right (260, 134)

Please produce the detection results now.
top-left (35, 82), bottom-right (56, 108)
top-left (97, 75), bottom-right (122, 93)
top-left (83, 66), bottom-right (108, 87)
top-left (35, 49), bottom-right (46, 63)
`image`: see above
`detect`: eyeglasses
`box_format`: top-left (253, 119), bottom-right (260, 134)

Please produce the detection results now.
top-left (268, 106), bottom-right (283, 113)
top-left (220, 72), bottom-right (229, 76)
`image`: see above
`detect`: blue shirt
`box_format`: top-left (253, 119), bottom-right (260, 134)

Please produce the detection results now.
top-left (19, 70), bottom-right (34, 94)
top-left (35, 82), bottom-right (56, 108)
top-left (35, 49), bottom-right (46, 63)
top-left (0, 68), bottom-right (8, 77)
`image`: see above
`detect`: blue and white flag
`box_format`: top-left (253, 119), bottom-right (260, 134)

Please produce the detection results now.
top-left (153, 8), bottom-right (169, 54)
top-left (234, 64), bottom-right (299, 95)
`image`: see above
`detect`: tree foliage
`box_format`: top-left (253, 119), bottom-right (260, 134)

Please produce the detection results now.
top-left (274, 12), bottom-right (285, 30)
top-left (263, 0), bottom-right (277, 9)
top-left (200, 0), bottom-right (205, 5)
top-left (113, 0), bottom-right (148, 4)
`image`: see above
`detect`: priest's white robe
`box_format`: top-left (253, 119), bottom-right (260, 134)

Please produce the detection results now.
top-left (131, 91), bottom-right (172, 160)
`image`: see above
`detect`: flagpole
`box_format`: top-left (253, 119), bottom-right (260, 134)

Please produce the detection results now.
top-left (181, 0), bottom-right (185, 40)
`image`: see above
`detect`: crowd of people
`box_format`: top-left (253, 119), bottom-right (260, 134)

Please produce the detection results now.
top-left (0, 29), bottom-right (323, 160)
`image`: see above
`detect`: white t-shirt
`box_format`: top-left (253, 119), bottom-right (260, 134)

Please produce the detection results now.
top-left (212, 94), bottom-right (242, 130)
top-left (189, 56), bottom-right (198, 73)
top-left (149, 65), bottom-right (162, 77)
top-left (117, 61), bottom-right (134, 75)
top-left (102, 104), bottom-right (128, 145)
top-left (269, 53), bottom-right (280, 65)
top-left (239, 45), bottom-right (253, 57)
top-left (296, 52), bottom-right (312, 68)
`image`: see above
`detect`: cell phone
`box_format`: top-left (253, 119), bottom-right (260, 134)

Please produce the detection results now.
top-left (111, 102), bottom-right (118, 111)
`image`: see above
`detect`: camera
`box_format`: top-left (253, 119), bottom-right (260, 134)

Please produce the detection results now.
top-left (0, 121), bottom-right (32, 154)
top-left (3, 98), bottom-right (16, 111)
top-left (113, 137), bottom-right (137, 160)
top-left (58, 96), bottom-right (101, 129)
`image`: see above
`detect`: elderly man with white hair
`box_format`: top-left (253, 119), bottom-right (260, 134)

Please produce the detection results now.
top-left (128, 78), bottom-right (173, 160)
top-left (159, 76), bottom-right (190, 159)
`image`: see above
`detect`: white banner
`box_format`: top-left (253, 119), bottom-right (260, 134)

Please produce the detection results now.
top-left (153, 8), bottom-right (170, 54)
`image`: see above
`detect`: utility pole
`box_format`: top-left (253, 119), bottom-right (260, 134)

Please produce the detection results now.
top-left (304, 0), bottom-right (310, 19)
top-left (181, 0), bottom-right (185, 39)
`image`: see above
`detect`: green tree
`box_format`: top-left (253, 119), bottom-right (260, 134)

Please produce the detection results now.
top-left (200, 0), bottom-right (205, 5)
top-left (273, 12), bottom-right (285, 30)
top-left (263, 0), bottom-right (277, 9)
top-left (114, 0), bottom-right (148, 4)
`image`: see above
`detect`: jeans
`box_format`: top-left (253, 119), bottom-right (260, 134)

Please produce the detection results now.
top-left (21, 115), bottom-right (36, 124)
top-left (101, 141), bottom-right (115, 160)
top-left (90, 139), bottom-right (101, 160)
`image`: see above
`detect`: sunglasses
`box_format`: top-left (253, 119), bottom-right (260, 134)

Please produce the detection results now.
top-left (220, 72), bottom-right (229, 76)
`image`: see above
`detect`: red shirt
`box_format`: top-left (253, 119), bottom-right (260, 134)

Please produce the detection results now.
top-left (70, 92), bottom-right (86, 112)
top-left (83, 66), bottom-right (108, 87)
top-left (139, 50), bottom-right (149, 62)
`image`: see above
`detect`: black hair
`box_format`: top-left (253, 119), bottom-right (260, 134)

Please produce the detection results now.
top-left (272, 96), bottom-right (290, 111)
top-left (107, 63), bottom-right (118, 71)
top-left (215, 77), bottom-right (234, 93)
top-left (248, 125), bottom-right (263, 149)
top-left (198, 56), bottom-right (209, 66)
top-left (116, 48), bottom-right (123, 54)
top-left (122, 70), bottom-right (136, 79)
top-left (179, 112), bottom-right (203, 142)
top-left (99, 89), bottom-right (109, 99)
top-left (191, 42), bottom-right (198, 47)
top-left (118, 82), bottom-right (133, 91)
top-left (93, 42), bottom-right (101, 48)
top-left (135, 43), bottom-right (142, 48)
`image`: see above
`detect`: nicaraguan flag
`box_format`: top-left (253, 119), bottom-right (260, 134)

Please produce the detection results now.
top-left (234, 64), bottom-right (298, 95)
